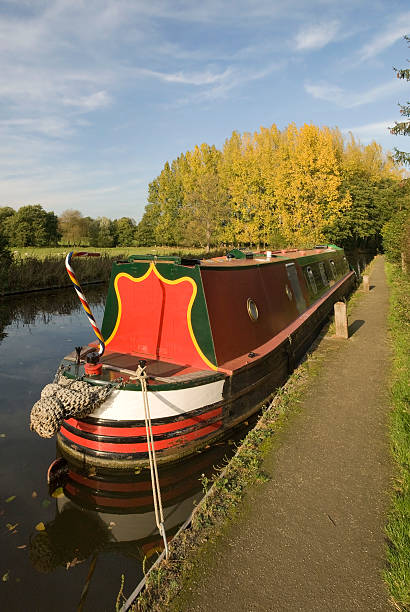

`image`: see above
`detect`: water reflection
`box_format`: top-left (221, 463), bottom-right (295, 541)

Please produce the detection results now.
top-left (0, 285), bottom-right (106, 344)
top-left (0, 285), bottom-right (110, 612)
top-left (28, 434), bottom-right (245, 610)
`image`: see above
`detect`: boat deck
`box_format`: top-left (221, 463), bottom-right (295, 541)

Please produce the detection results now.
top-left (63, 348), bottom-right (219, 386)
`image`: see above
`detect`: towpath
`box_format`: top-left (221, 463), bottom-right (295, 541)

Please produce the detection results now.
top-left (181, 256), bottom-right (393, 612)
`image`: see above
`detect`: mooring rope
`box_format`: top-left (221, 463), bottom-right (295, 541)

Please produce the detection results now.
top-left (134, 364), bottom-right (169, 560)
top-left (65, 251), bottom-right (105, 357)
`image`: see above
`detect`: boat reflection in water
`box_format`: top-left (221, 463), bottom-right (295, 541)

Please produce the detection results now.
top-left (29, 424), bottom-right (250, 586)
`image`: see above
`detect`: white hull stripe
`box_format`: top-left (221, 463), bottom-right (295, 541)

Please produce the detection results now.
top-left (90, 378), bottom-right (225, 421)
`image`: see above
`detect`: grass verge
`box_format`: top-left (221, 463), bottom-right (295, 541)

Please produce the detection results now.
top-left (383, 262), bottom-right (410, 612)
top-left (129, 350), bottom-right (325, 612)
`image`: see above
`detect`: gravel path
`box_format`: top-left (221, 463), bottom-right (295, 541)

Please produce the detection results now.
top-left (184, 256), bottom-right (393, 612)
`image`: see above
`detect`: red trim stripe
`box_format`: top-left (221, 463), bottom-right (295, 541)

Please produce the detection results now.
top-left (65, 480), bottom-right (196, 508)
top-left (60, 421), bottom-right (222, 453)
top-left (65, 406), bottom-right (222, 437)
top-left (68, 471), bottom-right (153, 492)
top-left (67, 453), bottom-right (212, 492)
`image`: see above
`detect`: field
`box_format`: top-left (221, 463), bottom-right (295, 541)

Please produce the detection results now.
top-left (10, 246), bottom-right (209, 260)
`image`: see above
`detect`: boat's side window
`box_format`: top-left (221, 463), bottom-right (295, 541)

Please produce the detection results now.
top-left (318, 262), bottom-right (328, 286)
top-left (330, 260), bottom-right (337, 280)
top-left (306, 267), bottom-right (317, 293)
top-left (343, 256), bottom-right (349, 272)
top-left (247, 298), bottom-right (259, 322)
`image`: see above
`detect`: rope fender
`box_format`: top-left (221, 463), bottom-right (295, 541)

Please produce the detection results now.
top-left (30, 370), bottom-right (114, 438)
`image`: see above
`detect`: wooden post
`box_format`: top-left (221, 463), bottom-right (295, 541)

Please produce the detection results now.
top-left (334, 301), bottom-right (349, 339)
top-left (363, 275), bottom-right (370, 292)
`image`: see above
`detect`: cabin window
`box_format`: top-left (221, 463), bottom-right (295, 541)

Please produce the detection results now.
top-left (247, 298), bottom-right (259, 322)
top-left (343, 256), bottom-right (349, 272)
top-left (306, 267), bottom-right (317, 293)
top-left (285, 284), bottom-right (293, 301)
top-left (319, 262), bottom-right (328, 286)
top-left (330, 260), bottom-right (337, 280)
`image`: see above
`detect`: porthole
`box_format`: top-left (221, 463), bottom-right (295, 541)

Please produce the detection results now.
top-left (247, 298), bottom-right (259, 321)
top-left (330, 260), bottom-right (337, 280)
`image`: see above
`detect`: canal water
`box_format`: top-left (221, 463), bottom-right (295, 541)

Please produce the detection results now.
top-left (0, 286), bottom-right (240, 611)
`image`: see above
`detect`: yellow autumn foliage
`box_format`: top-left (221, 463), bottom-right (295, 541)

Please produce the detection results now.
top-left (141, 122), bottom-right (403, 249)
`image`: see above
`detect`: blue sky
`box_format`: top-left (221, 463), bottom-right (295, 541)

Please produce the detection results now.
top-left (1, 0), bottom-right (409, 221)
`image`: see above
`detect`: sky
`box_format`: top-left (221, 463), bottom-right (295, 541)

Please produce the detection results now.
top-left (0, 0), bottom-right (409, 222)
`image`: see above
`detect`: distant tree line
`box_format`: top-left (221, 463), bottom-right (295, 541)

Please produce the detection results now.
top-left (0, 205), bottom-right (137, 248)
top-left (137, 123), bottom-right (409, 253)
top-left (1, 123), bottom-right (408, 267)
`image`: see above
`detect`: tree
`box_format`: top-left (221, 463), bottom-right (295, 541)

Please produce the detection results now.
top-left (331, 135), bottom-right (402, 249)
top-left (381, 178), bottom-right (410, 270)
top-left (184, 173), bottom-right (228, 252)
top-left (114, 217), bottom-right (136, 246)
top-left (136, 201), bottom-right (160, 246)
top-left (272, 124), bottom-right (351, 246)
top-left (89, 217), bottom-right (115, 247)
top-left (59, 209), bottom-right (89, 245)
top-left (390, 35), bottom-right (410, 166)
top-left (7, 205), bottom-right (60, 246)
top-left (0, 206), bottom-right (16, 225)
top-left (0, 207), bottom-right (16, 244)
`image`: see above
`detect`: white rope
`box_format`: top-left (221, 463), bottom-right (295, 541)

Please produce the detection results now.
top-left (135, 364), bottom-right (169, 559)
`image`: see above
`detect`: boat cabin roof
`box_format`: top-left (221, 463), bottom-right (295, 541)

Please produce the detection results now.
top-left (125, 245), bottom-right (341, 269)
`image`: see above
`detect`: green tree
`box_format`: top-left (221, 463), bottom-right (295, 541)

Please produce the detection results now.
top-left (89, 217), bottom-right (115, 247)
top-left (0, 206), bottom-right (16, 225)
top-left (390, 35), bottom-right (410, 166)
top-left (114, 217), bottom-right (136, 246)
top-left (136, 201), bottom-right (160, 246)
top-left (156, 160), bottom-right (185, 245)
top-left (381, 178), bottom-right (410, 269)
top-left (0, 207), bottom-right (16, 244)
top-left (7, 205), bottom-right (60, 246)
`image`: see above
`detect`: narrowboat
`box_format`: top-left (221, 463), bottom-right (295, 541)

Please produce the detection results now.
top-left (46, 244), bottom-right (354, 469)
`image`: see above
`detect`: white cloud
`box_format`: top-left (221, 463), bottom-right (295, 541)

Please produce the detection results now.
top-left (62, 91), bottom-right (112, 110)
top-left (295, 20), bottom-right (340, 51)
top-left (342, 120), bottom-right (395, 139)
top-left (359, 12), bottom-right (410, 60)
top-left (168, 62), bottom-right (282, 107)
top-left (137, 67), bottom-right (233, 86)
top-left (305, 78), bottom-right (406, 108)
top-left (0, 117), bottom-right (74, 138)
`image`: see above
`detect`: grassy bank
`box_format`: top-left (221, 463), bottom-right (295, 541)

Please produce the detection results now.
top-left (384, 263), bottom-right (410, 612)
top-left (0, 253), bottom-right (118, 295)
top-left (1, 246), bottom-right (222, 295)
